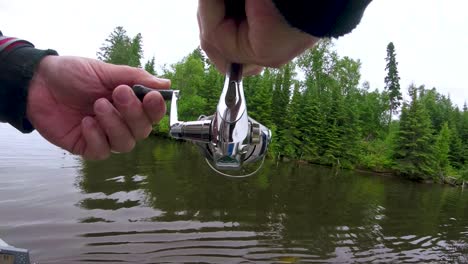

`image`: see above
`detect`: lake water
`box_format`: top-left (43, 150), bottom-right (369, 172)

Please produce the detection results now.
top-left (0, 124), bottom-right (467, 263)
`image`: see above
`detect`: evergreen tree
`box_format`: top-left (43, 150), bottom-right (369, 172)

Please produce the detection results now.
top-left (358, 86), bottom-right (388, 140)
top-left (128, 33), bottom-right (143, 67)
top-left (281, 81), bottom-right (303, 158)
top-left (95, 27), bottom-right (468, 181)
top-left (144, 56), bottom-right (156, 75)
top-left (420, 87), bottom-right (454, 132)
top-left (384, 42), bottom-right (402, 123)
top-left (394, 84), bottom-right (435, 181)
top-left (271, 62), bottom-right (295, 155)
top-left (163, 49), bottom-right (207, 121)
top-left (434, 122), bottom-right (451, 179)
top-left (97, 26), bottom-right (143, 67)
top-left (448, 123), bottom-right (464, 169)
top-left (246, 69), bottom-right (273, 127)
top-left (200, 63), bottom-right (223, 113)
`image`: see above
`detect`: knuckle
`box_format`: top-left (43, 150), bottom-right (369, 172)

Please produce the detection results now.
top-left (253, 50), bottom-right (286, 68)
top-left (96, 151), bottom-right (111, 160)
top-left (119, 138), bottom-right (135, 153)
top-left (135, 125), bottom-right (152, 141)
top-left (136, 67), bottom-right (147, 75)
top-left (200, 29), bottom-right (215, 43)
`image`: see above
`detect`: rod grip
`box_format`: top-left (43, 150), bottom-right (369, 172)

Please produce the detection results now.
top-left (224, 0), bottom-right (246, 22)
top-left (132, 85), bottom-right (173, 101)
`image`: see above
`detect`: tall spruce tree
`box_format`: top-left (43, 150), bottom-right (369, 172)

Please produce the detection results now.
top-left (144, 56), bottom-right (156, 75)
top-left (384, 42), bottom-right (402, 123)
top-left (246, 68), bottom-right (273, 127)
top-left (434, 122), bottom-right (451, 179)
top-left (394, 84), bottom-right (435, 181)
top-left (281, 81), bottom-right (302, 159)
top-left (97, 26), bottom-right (143, 67)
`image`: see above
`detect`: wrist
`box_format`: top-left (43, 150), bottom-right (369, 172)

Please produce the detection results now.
top-left (0, 45), bottom-right (58, 133)
top-left (26, 56), bottom-right (51, 124)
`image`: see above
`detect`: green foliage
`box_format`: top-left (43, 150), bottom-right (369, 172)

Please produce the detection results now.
top-left (244, 69), bottom-right (273, 127)
top-left (394, 85), bottom-right (436, 181)
top-left (358, 83), bottom-right (389, 140)
top-left (97, 29), bottom-right (468, 182)
top-left (460, 166), bottom-right (468, 182)
top-left (144, 56), bottom-right (156, 75)
top-left (97, 26), bottom-right (143, 67)
top-left (384, 42), bottom-right (402, 120)
top-left (434, 122), bottom-right (451, 179)
top-left (152, 115), bottom-right (170, 137)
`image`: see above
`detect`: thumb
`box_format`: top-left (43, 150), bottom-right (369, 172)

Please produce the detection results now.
top-left (97, 61), bottom-right (171, 90)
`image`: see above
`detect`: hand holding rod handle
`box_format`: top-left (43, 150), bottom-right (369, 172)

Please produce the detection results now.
top-left (132, 84), bottom-right (173, 101)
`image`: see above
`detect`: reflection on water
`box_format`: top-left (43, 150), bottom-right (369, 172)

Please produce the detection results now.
top-left (0, 124), bottom-right (467, 263)
top-left (76, 139), bottom-right (468, 263)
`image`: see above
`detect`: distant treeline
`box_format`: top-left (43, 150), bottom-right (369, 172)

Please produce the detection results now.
top-left (98, 26), bottom-right (468, 184)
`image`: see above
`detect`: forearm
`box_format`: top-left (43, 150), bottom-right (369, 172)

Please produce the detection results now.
top-left (272, 0), bottom-right (372, 38)
top-left (0, 31), bottom-right (58, 133)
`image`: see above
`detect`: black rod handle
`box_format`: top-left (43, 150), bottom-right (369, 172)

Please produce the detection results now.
top-left (131, 85), bottom-right (173, 101)
top-left (224, 0), bottom-right (246, 22)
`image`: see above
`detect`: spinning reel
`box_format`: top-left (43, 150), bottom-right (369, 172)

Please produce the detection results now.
top-left (133, 64), bottom-right (271, 177)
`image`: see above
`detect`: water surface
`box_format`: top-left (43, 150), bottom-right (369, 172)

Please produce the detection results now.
top-left (0, 124), bottom-right (467, 263)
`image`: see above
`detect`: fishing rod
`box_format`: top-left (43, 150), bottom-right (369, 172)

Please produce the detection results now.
top-left (132, 0), bottom-right (271, 177)
top-left (132, 63), bottom-right (271, 177)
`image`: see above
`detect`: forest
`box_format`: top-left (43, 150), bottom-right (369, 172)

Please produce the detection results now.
top-left (98, 26), bottom-right (468, 185)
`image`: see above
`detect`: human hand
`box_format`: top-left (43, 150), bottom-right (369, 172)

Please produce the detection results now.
top-left (27, 56), bottom-right (170, 160)
top-left (197, 0), bottom-right (319, 76)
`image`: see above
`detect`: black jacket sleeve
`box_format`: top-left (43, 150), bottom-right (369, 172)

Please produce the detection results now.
top-left (0, 31), bottom-right (58, 133)
top-left (272, 0), bottom-right (372, 38)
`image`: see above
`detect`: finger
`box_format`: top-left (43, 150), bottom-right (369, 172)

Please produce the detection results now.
top-left (81, 116), bottom-right (111, 160)
top-left (198, 0), bottom-right (257, 66)
top-left (142, 90), bottom-right (166, 123)
top-left (198, 0), bottom-right (225, 37)
top-left (94, 98), bottom-right (136, 153)
top-left (97, 61), bottom-right (171, 90)
top-left (201, 37), bottom-right (263, 76)
top-left (243, 65), bottom-right (264, 76)
top-left (113, 85), bottom-right (154, 140)
top-left (200, 38), bottom-right (229, 74)
top-left (209, 0), bottom-right (317, 67)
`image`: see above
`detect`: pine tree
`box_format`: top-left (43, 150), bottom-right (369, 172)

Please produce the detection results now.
top-left (128, 33), bottom-right (143, 67)
top-left (200, 63), bottom-right (223, 113)
top-left (384, 42), bottom-right (402, 123)
top-left (97, 26), bottom-right (143, 67)
top-left (281, 82), bottom-right (303, 158)
top-left (246, 68), bottom-right (273, 127)
top-left (394, 84), bottom-right (435, 181)
top-left (434, 122), bottom-right (451, 179)
top-left (448, 123), bottom-right (464, 169)
top-left (271, 62), bottom-right (294, 154)
top-left (144, 56), bottom-right (156, 75)
top-left (165, 48), bottom-right (207, 121)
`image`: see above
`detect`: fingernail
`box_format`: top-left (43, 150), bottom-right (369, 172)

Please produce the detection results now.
top-left (155, 77), bottom-right (171, 84)
top-left (115, 87), bottom-right (131, 105)
top-left (95, 99), bottom-right (112, 114)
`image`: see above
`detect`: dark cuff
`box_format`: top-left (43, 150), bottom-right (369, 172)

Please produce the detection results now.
top-left (272, 0), bottom-right (372, 38)
top-left (0, 46), bottom-right (58, 133)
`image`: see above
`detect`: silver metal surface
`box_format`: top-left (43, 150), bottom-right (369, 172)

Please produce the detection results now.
top-left (166, 63), bottom-right (271, 172)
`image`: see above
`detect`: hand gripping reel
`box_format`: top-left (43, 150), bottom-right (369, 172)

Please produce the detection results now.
top-left (132, 64), bottom-right (271, 177)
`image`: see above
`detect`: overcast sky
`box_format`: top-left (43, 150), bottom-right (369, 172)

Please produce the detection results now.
top-left (1, 0), bottom-right (467, 107)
